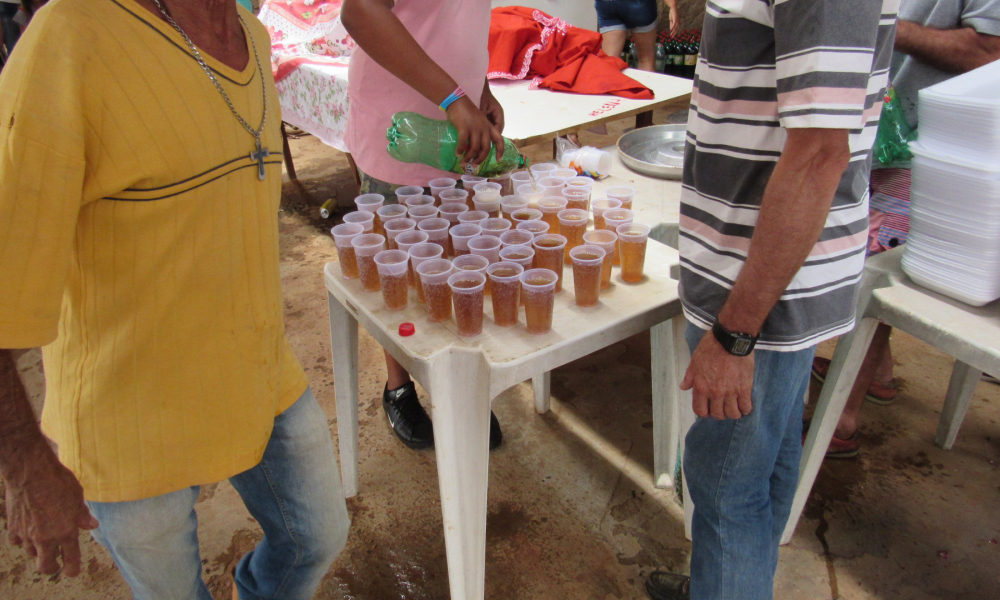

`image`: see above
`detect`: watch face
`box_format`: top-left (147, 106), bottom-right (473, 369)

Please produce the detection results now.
top-left (732, 337), bottom-right (753, 356)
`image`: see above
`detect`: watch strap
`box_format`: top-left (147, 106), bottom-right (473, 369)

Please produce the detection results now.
top-left (712, 320), bottom-right (758, 356)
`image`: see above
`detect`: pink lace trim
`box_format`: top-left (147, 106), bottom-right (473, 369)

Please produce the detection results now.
top-left (487, 10), bottom-right (569, 81)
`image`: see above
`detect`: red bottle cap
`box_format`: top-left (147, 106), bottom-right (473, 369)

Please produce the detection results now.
top-left (399, 323), bottom-right (415, 337)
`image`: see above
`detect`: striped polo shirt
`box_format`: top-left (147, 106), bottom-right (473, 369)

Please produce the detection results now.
top-left (679, 0), bottom-right (900, 351)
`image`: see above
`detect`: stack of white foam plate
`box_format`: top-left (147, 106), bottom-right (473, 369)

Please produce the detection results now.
top-left (902, 60), bottom-right (1000, 306)
top-left (903, 144), bottom-right (1000, 306)
top-left (917, 60), bottom-right (1000, 169)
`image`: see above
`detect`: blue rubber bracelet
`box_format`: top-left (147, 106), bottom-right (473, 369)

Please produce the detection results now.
top-left (439, 93), bottom-right (461, 112)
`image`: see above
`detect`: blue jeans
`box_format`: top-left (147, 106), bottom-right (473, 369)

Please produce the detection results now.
top-left (683, 324), bottom-right (815, 600)
top-left (86, 388), bottom-right (350, 600)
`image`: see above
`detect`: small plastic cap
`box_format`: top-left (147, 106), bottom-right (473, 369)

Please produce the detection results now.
top-left (399, 323), bottom-right (416, 337)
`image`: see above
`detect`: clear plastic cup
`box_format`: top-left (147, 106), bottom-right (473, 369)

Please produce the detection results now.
top-left (480, 217), bottom-right (512, 237)
top-left (532, 234), bottom-right (567, 292)
top-left (439, 188), bottom-right (470, 209)
top-left (537, 176), bottom-right (566, 198)
top-left (517, 219), bottom-right (550, 238)
top-left (408, 243), bottom-right (443, 301)
top-left (520, 268), bottom-right (559, 335)
top-left (538, 197), bottom-right (568, 235)
top-left (468, 235), bottom-right (503, 264)
top-left (377, 204), bottom-right (408, 235)
top-left (457, 210), bottom-right (489, 226)
top-left (383, 217), bottom-right (416, 250)
top-left (500, 195), bottom-right (530, 222)
top-left (591, 198), bottom-right (622, 231)
top-left (417, 259), bottom-right (454, 322)
top-left (331, 223), bottom-right (364, 280)
top-left (355, 194), bottom-right (385, 235)
top-left (429, 178), bottom-right (457, 203)
top-left (606, 186), bottom-right (636, 210)
top-left (617, 223), bottom-right (650, 283)
top-left (351, 233), bottom-right (386, 292)
top-left (417, 217), bottom-right (451, 256)
top-left (500, 229), bottom-right (535, 249)
top-left (404, 195), bottom-right (436, 208)
top-left (462, 175), bottom-right (488, 191)
top-left (450, 223), bottom-right (483, 257)
top-left (452, 253), bottom-right (489, 275)
top-left (343, 210), bottom-right (374, 232)
top-left (487, 262), bottom-right (524, 327)
top-left (472, 181), bottom-right (502, 201)
top-left (407, 205), bottom-right (439, 224)
top-left (565, 176), bottom-right (595, 189)
top-left (491, 173), bottom-right (513, 196)
top-left (583, 229), bottom-right (617, 290)
top-left (393, 230), bottom-right (429, 254)
top-left (473, 196), bottom-right (502, 217)
top-left (575, 147), bottom-right (612, 177)
top-left (562, 186), bottom-right (591, 212)
top-left (530, 163), bottom-right (558, 178)
top-left (511, 207), bottom-right (543, 224)
top-left (570, 245), bottom-right (606, 307)
top-left (510, 170), bottom-right (533, 188)
top-left (557, 208), bottom-right (589, 263)
top-left (499, 245), bottom-right (535, 268)
top-left (602, 209), bottom-right (634, 266)
top-left (552, 168), bottom-right (577, 180)
top-left (448, 270), bottom-right (486, 336)
top-left (516, 183), bottom-right (543, 206)
top-left (439, 203), bottom-right (470, 257)
top-left (374, 250), bottom-right (410, 311)
top-left (395, 186), bottom-right (424, 206)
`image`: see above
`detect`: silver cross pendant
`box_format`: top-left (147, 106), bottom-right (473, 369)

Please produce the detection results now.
top-left (250, 140), bottom-right (270, 181)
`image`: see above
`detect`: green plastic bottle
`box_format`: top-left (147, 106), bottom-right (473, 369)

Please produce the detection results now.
top-left (873, 84), bottom-right (915, 166)
top-left (386, 112), bottom-right (528, 177)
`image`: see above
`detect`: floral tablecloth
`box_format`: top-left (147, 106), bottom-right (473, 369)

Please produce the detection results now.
top-left (259, 0), bottom-right (354, 152)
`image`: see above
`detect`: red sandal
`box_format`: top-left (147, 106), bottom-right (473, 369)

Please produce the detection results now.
top-left (811, 356), bottom-right (898, 405)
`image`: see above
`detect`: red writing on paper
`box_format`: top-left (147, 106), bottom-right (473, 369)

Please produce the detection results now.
top-left (588, 99), bottom-right (623, 117)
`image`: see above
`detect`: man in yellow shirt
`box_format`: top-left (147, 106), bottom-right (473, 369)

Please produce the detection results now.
top-left (0, 0), bottom-right (349, 596)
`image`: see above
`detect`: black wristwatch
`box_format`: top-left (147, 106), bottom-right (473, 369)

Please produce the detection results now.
top-left (712, 320), bottom-right (759, 357)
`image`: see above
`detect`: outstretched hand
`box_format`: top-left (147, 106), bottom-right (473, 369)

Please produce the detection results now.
top-left (6, 448), bottom-right (98, 578)
top-left (681, 330), bottom-right (755, 420)
top-left (446, 96), bottom-right (504, 169)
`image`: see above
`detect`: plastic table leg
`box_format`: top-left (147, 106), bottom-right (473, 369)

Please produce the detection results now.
top-left (780, 317), bottom-right (879, 544)
top-left (651, 318), bottom-right (680, 489)
top-left (328, 292), bottom-right (360, 498)
top-left (532, 372), bottom-right (551, 414)
top-left (936, 360), bottom-right (981, 450)
top-left (429, 349), bottom-right (492, 600)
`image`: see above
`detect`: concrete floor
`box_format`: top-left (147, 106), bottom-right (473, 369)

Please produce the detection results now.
top-left (2, 108), bottom-right (999, 599)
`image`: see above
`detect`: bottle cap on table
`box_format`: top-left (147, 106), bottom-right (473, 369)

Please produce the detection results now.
top-left (399, 323), bottom-right (415, 337)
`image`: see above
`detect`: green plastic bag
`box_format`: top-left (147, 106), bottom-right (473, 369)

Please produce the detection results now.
top-left (873, 84), bottom-right (915, 167)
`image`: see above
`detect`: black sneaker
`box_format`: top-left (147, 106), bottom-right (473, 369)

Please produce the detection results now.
top-left (645, 572), bottom-right (690, 600)
top-left (383, 382), bottom-right (434, 449)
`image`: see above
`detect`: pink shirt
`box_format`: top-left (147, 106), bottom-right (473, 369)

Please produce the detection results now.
top-left (345, 0), bottom-right (491, 186)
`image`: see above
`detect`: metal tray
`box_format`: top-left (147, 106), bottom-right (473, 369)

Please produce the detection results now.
top-left (617, 124), bottom-right (687, 180)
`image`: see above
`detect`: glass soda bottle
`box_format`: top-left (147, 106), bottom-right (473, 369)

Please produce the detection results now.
top-left (386, 111), bottom-right (529, 178)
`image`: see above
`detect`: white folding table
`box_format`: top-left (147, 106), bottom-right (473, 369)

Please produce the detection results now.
top-left (492, 70), bottom-right (693, 148)
top-left (325, 239), bottom-right (686, 600)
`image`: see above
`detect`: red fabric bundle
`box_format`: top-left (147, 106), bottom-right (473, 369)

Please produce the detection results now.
top-left (487, 7), bottom-right (654, 100)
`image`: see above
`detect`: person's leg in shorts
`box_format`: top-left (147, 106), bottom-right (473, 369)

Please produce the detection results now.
top-left (356, 170), bottom-right (503, 451)
top-left (86, 388), bottom-right (349, 600)
top-left (595, 1), bottom-right (629, 59)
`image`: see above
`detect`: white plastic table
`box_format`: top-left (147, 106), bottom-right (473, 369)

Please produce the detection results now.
top-left (781, 246), bottom-right (1000, 544)
top-left (492, 70), bottom-right (693, 148)
top-left (325, 239), bottom-right (685, 600)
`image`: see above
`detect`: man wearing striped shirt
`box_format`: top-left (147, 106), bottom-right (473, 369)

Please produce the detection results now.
top-left (646, 1), bottom-right (899, 599)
